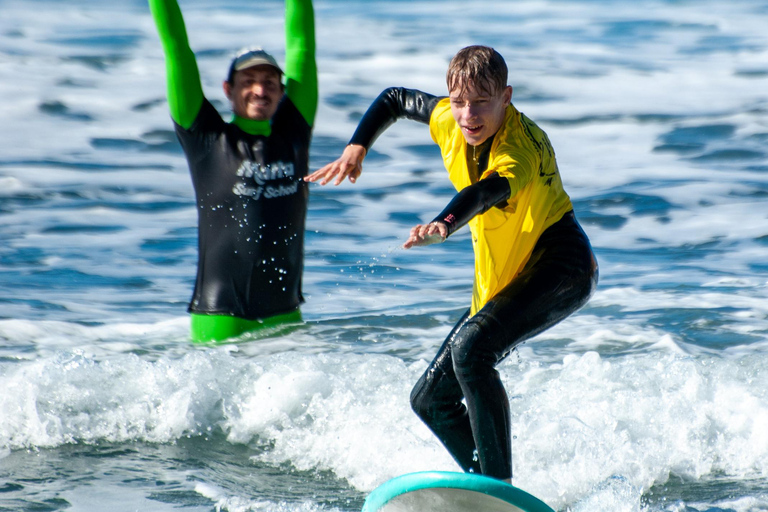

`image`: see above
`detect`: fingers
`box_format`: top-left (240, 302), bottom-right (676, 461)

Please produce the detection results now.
top-left (402, 228), bottom-right (420, 249)
top-left (402, 225), bottom-right (418, 249)
top-left (306, 144), bottom-right (366, 186)
top-left (403, 222), bottom-right (447, 249)
top-left (305, 160), bottom-right (353, 185)
top-left (333, 160), bottom-right (359, 185)
top-left (305, 162), bottom-right (336, 184)
top-left (415, 222), bottom-right (447, 239)
top-left (426, 222), bottom-right (448, 239)
top-left (347, 167), bottom-right (362, 184)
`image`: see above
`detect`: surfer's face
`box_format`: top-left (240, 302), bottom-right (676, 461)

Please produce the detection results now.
top-left (449, 82), bottom-right (512, 146)
top-left (223, 66), bottom-right (284, 121)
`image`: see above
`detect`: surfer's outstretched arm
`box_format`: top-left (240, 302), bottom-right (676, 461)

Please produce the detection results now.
top-left (307, 88), bottom-right (442, 185)
top-left (403, 173), bottom-right (511, 248)
top-left (148, 0), bottom-right (204, 129)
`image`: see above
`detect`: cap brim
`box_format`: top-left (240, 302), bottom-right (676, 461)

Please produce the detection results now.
top-left (234, 57), bottom-right (283, 74)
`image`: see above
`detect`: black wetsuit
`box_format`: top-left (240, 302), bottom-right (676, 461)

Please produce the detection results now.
top-left (175, 98), bottom-right (310, 320)
top-left (352, 88), bottom-right (598, 480)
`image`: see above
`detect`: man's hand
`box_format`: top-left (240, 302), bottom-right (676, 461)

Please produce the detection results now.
top-left (403, 222), bottom-right (448, 249)
top-left (306, 144), bottom-right (366, 185)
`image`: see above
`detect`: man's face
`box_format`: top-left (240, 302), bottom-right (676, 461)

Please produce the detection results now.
top-left (449, 82), bottom-right (512, 146)
top-left (223, 65), bottom-right (283, 120)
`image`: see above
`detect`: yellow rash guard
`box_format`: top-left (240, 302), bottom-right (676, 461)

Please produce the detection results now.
top-left (429, 99), bottom-right (573, 314)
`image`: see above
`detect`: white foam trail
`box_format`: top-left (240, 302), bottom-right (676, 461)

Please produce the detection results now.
top-left (4, 339), bottom-right (765, 511)
top-left (506, 351), bottom-right (768, 508)
top-left (195, 482), bottom-right (343, 512)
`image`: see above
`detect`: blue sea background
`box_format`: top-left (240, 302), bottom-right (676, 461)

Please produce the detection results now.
top-left (1, 0), bottom-right (768, 510)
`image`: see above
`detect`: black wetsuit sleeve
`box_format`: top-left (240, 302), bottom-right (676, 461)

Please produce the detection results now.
top-left (349, 87), bottom-right (443, 151)
top-left (431, 174), bottom-right (512, 237)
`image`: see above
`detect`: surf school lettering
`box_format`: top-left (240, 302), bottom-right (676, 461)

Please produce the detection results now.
top-left (233, 181), bottom-right (299, 199)
top-left (233, 160), bottom-right (297, 199)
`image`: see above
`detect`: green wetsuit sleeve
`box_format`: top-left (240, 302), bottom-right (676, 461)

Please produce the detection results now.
top-left (284, 0), bottom-right (318, 126)
top-left (148, 0), bottom-right (204, 129)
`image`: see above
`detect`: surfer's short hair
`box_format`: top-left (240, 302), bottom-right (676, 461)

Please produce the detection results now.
top-left (446, 46), bottom-right (508, 98)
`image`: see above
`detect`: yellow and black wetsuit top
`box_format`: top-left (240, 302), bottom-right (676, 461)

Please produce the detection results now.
top-left (429, 99), bottom-right (572, 314)
top-left (349, 88), bottom-right (572, 315)
top-left (149, 0), bottom-right (317, 321)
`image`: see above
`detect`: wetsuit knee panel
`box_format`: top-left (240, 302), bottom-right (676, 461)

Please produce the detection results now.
top-left (409, 372), bottom-right (432, 417)
top-left (410, 367), bottom-right (451, 419)
top-left (410, 365), bottom-right (468, 421)
top-left (450, 318), bottom-right (502, 378)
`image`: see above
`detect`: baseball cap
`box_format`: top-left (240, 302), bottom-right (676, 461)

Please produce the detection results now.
top-left (227, 47), bottom-right (283, 82)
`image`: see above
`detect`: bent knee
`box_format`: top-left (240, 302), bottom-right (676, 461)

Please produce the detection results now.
top-left (410, 367), bottom-right (464, 421)
top-left (450, 321), bottom-right (499, 379)
top-left (410, 372), bottom-right (436, 419)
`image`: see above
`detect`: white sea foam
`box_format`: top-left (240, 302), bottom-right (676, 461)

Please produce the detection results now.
top-left (1, 335), bottom-right (767, 511)
top-left (197, 480), bottom-right (342, 512)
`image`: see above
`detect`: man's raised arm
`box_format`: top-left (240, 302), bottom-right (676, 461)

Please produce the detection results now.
top-left (284, 0), bottom-right (317, 126)
top-left (148, 0), bottom-right (204, 129)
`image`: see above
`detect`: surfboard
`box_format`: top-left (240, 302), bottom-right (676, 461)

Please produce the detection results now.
top-left (361, 471), bottom-right (555, 512)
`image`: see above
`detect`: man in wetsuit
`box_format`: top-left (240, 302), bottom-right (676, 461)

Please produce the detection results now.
top-left (148, 0), bottom-right (317, 342)
top-left (308, 46), bottom-right (598, 482)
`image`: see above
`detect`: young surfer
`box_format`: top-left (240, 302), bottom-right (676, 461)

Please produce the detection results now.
top-left (148, 0), bottom-right (317, 342)
top-left (307, 46), bottom-right (598, 482)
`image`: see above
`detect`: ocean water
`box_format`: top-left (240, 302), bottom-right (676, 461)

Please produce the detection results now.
top-left (1, 0), bottom-right (768, 510)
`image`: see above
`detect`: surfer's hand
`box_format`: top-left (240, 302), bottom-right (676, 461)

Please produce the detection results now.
top-left (403, 222), bottom-right (447, 249)
top-left (306, 144), bottom-right (366, 185)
